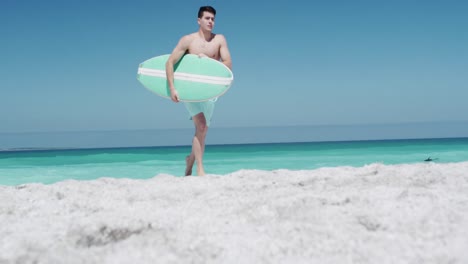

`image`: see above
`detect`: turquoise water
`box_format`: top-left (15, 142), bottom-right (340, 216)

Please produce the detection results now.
top-left (1, 137), bottom-right (468, 186)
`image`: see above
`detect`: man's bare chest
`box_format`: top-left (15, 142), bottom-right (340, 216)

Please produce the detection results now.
top-left (188, 39), bottom-right (220, 59)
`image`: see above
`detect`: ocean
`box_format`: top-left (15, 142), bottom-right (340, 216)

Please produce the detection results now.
top-left (1, 135), bottom-right (468, 186)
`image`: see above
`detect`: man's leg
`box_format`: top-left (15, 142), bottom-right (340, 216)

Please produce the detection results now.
top-left (185, 112), bottom-right (208, 176)
top-left (185, 155), bottom-right (195, 176)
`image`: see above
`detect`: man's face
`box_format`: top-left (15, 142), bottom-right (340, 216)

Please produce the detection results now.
top-left (198, 11), bottom-right (215, 31)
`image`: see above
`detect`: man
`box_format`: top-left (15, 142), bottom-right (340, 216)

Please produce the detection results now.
top-left (165, 6), bottom-right (232, 176)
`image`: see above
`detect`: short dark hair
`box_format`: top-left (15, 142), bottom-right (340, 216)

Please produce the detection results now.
top-left (198, 6), bottom-right (216, 18)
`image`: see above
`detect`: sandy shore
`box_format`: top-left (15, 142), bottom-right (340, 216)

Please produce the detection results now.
top-left (1, 162), bottom-right (468, 263)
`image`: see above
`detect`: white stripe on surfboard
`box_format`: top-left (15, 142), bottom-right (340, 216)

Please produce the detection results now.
top-left (138, 68), bottom-right (232, 86)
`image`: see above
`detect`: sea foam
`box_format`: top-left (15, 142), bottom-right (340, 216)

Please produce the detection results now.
top-left (1, 162), bottom-right (468, 263)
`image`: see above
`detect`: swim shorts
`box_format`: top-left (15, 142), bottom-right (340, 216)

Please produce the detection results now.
top-left (184, 98), bottom-right (217, 127)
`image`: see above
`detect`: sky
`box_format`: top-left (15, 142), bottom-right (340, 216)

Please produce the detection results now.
top-left (1, 0), bottom-right (468, 133)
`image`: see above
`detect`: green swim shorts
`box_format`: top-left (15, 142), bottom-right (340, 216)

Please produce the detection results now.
top-left (184, 98), bottom-right (217, 126)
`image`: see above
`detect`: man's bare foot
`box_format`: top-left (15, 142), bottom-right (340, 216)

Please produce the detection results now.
top-left (185, 155), bottom-right (195, 176)
top-left (197, 167), bottom-right (206, 176)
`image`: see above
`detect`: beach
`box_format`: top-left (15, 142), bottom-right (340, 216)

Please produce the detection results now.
top-left (1, 161), bottom-right (468, 263)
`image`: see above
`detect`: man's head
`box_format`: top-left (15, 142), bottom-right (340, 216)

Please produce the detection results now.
top-left (198, 6), bottom-right (216, 32)
top-left (198, 6), bottom-right (216, 18)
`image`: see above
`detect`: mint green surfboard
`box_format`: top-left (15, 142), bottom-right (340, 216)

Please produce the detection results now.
top-left (137, 54), bottom-right (234, 102)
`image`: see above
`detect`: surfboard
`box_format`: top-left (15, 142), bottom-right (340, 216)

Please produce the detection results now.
top-left (137, 54), bottom-right (234, 102)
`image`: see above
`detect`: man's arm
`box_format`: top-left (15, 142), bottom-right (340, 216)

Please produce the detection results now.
top-left (218, 35), bottom-right (232, 70)
top-left (166, 35), bottom-right (190, 102)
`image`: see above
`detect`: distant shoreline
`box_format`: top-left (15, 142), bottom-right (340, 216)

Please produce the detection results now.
top-left (1, 136), bottom-right (468, 154)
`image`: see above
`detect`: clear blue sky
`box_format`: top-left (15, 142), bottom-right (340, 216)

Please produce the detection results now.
top-left (2, 0), bottom-right (467, 133)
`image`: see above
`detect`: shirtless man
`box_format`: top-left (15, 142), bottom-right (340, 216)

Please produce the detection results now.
top-left (165, 6), bottom-right (232, 176)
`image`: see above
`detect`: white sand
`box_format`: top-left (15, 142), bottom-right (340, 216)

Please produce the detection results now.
top-left (1, 162), bottom-right (468, 264)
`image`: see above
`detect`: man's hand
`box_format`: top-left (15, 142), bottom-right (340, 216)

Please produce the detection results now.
top-left (198, 53), bottom-right (208, 58)
top-left (170, 89), bottom-right (180, 103)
